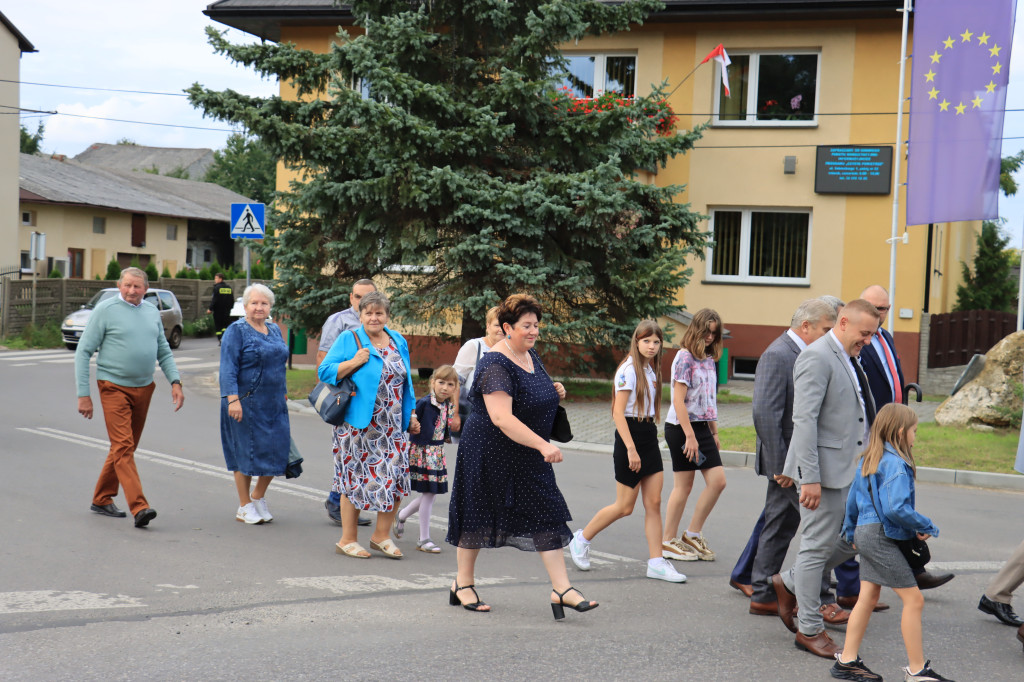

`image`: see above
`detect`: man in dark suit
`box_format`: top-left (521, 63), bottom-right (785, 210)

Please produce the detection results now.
top-left (859, 285), bottom-right (954, 592)
top-left (734, 299), bottom-right (836, 617)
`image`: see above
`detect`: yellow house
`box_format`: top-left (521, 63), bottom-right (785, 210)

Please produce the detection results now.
top-left (206, 0), bottom-right (980, 382)
top-left (0, 12), bottom-right (36, 275)
top-left (18, 153), bottom-right (256, 279)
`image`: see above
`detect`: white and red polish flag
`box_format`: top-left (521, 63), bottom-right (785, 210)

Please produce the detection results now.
top-left (701, 44), bottom-right (731, 97)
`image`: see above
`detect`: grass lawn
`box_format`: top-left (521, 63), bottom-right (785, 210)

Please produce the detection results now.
top-left (717, 423), bottom-right (1021, 474)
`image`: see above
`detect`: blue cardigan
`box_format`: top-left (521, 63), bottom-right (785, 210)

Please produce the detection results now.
top-left (317, 326), bottom-right (415, 430)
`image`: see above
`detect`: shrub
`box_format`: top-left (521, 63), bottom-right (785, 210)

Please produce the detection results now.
top-left (145, 262), bottom-right (159, 282)
top-left (105, 259), bottom-right (122, 280)
top-left (48, 268), bottom-right (63, 278)
top-left (161, 265), bottom-right (172, 278)
top-left (184, 314), bottom-right (216, 337)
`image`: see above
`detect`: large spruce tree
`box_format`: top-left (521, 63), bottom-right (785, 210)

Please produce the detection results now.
top-left (954, 221), bottom-right (1017, 313)
top-left (188, 0), bottom-right (707, 360)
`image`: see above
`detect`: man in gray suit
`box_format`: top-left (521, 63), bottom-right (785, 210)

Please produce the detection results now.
top-left (771, 299), bottom-right (880, 658)
top-left (743, 299), bottom-right (837, 614)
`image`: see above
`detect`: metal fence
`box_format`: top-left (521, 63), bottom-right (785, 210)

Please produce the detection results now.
top-left (0, 277), bottom-right (264, 338)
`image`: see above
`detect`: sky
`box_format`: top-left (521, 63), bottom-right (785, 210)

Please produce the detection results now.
top-left (7, 1), bottom-right (1024, 245)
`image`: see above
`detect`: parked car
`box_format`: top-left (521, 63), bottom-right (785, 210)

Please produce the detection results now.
top-left (62, 288), bottom-right (184, 350)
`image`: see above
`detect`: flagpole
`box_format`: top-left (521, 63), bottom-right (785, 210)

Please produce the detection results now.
top-left (887, 0), bottom-right (913, 333)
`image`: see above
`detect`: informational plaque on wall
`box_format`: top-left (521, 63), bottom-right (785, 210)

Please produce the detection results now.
top-left (814, 145), bottom-right (893, 195)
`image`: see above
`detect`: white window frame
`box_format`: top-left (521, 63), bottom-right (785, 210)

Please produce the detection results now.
top-left (705, 207), bottom-right (812, 285)
top-left (93, 216), bottom-right (106, 234)
top-left (558, 52), bottom-right (637, 98)
top-left (21, 210), bottom-right (36, 226)
top-left (712, 50), bottom-right (821, 128)
top-left (166, 223), bottom-right (178, 241)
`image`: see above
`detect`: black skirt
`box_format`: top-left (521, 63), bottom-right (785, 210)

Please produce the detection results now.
top-left (613, 418), bottom-right (664, 488)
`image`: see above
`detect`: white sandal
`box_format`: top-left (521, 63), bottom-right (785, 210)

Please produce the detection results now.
top-left (417, 539), bottom-right (441, 554)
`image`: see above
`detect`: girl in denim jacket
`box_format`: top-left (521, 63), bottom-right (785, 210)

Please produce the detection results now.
top-left (831, 404), bottom-right (953, 682)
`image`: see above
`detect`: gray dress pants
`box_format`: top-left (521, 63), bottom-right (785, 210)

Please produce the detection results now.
top-left (782, 485), bottom-right (857, 635)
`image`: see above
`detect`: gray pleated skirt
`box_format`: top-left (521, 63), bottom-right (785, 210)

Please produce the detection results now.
top-left (854, 523), bottom-right (917, 589)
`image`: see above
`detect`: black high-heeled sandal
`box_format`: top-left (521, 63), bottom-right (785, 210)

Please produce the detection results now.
top-left (449, 582), bottom-right (489, 612)
top-left (551, 586), bottom-right (599, 620)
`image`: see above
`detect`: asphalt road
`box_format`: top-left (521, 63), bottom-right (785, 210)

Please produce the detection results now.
top-left (2, 337), bottom-right (1022, 680)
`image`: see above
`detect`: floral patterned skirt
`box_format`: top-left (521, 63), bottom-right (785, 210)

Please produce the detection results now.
top-left (332, 422), bottom-right (409, 512)
top-left (409, 443), bottom-right (448, 494)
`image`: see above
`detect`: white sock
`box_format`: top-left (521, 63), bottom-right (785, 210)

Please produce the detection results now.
top-left (685, 530), bottom-right (701, 538)
top-left (575, 530), bottom-right (590, 545)
top-left (648, 557), bottom-right (667, 568)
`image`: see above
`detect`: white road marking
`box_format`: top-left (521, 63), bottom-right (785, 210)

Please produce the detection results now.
top-left (280, 573), bottom-right (514, 595)
top-left (19, 428), bottom-right (646, 568)
top-left (929, 561), bottom-right (1005, 571)
top-left (0, 350), bottom-right (69, 361)
top-left (155, 584), bottom-right (199, 589)
top-left (174, 361), bottom-right (221, 371)
top-left (0, 590), bottom-right (144, 614)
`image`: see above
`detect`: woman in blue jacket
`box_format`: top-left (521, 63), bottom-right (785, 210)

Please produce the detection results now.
top-left (831, 403), bottom-right (953, 682)
top-left (318, 292), bottom-right (420, 559)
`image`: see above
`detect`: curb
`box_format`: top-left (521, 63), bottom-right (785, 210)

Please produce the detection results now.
top-left (562, 441), bottom-right (1024, 493)
top-left (291, 400), bottom-right (1024, 494)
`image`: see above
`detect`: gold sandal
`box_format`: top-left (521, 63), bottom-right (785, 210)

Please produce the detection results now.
top-left (369, 538), bottom-right (403, 559)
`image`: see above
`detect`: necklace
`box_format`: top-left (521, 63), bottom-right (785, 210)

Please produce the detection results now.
top-left (370, 335), bottom-right (390, 349)
top-left (505, 339), bottom-right (534, 372)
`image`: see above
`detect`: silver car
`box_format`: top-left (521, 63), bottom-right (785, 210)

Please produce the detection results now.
top-left (62, 288), bottom-right (184, 350)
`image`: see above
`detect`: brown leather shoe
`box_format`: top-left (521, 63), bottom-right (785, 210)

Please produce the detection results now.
top-left (794, 630), bottom-right (841, 658)
top-left (837, 595), bottom-right (890, 612)
top-left (749, 600), bottom-right (779, 616)
top-left (771, 574), bottom-right (798, 633)
top-left (729, 579), bottom-right (754, 598)
top-left (819, 602), bottom-right (850, 625)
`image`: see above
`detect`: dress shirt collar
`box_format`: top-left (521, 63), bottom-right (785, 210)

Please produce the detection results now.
top-left (786, 328), bottom-right (808, 351)
top-left (828, 329), bottom-right (850, 359)
top-left (118, 293), bottom-right (142, 308)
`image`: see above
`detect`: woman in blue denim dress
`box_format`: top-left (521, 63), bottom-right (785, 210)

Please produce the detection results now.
top-left (219, 283), bottom-right (291, 525)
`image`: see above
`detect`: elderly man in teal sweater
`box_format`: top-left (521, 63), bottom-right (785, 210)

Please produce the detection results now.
top-left (75, 267), bottom-right (184, 528)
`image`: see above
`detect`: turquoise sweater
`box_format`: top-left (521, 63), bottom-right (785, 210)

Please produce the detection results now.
top-left (75, 296), bottom-right (180, 397)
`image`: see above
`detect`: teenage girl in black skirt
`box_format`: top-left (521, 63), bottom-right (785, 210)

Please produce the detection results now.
top-left (568, 321), bottom-right (686, 583)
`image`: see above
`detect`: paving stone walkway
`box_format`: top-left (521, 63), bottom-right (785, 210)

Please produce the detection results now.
top-left (563, 379), bottom-right (939, 448)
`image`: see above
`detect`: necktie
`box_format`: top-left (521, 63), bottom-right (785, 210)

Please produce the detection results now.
top-left (850, 356), bottom-right (877, 426)
top-left (875, 331), bottom-right (903, 404)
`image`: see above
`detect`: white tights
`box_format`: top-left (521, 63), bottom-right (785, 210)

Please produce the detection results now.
top-left (398, 492), bottom-right (435, 542)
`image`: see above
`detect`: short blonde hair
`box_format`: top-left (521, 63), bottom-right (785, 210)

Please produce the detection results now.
top-left (432, 364), bottom-right (459, 386)
top-left (485, 306), bottom-right (499, 327)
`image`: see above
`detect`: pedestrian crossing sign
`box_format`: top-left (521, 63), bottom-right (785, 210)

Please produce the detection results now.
top-left (230, 203), bottom-right (265, 239)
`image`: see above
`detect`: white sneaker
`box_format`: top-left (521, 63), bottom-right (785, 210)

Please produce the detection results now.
top-left (252, 497), bottom-right (273, 523)
top-left (236, 503), bottom-right (264, 524)
top-left (568, 529), bottom-right (591, 570)
top-left (647, 558), bottom-right (687, 583)
top-left (662, 538), bottom-right (699, 561)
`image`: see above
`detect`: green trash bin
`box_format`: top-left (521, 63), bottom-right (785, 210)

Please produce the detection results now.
top-left (717, 347), bottom-right (729, 386)
top-left (290, 328), bottom-right (308, 355)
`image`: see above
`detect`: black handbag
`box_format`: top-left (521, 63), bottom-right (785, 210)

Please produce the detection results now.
top-left (867, 474), bottom-right (931, 572)
top-left (550, 405), bottom-right (573, 443)
top-left (308, 333), bottom-right (362, 426)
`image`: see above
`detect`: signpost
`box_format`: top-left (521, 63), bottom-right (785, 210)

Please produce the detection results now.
top-left (230, 203), bottom-right (265, 286)
top-left (29, 231), bottom-right (45, 327)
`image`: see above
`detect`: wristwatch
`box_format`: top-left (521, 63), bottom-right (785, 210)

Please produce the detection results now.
top-left (171, 380), bottom-right (181, 386)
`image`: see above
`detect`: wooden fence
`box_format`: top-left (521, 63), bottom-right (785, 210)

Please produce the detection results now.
top-left (0, 277), bottom-right (263, 338)
top-left (927, 310), bottom-right (1017, 368)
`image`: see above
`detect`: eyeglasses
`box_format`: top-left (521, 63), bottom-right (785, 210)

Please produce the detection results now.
top-left (875, 305), bottom-right (890, 312)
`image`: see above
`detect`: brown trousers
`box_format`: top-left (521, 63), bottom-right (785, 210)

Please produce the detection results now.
top-left (93, 380), bottom-right (155, 515)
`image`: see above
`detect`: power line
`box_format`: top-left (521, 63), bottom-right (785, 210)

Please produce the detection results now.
top-left (0, 78), bottom-right (189, 97)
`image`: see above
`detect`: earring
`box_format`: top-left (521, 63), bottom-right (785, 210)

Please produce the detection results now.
top-left (507, 334), bottom-right (511, 339)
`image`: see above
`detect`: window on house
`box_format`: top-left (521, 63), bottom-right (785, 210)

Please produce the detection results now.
top-left (20, 251), bottom-right (30, 270)
top-left (167, 224), bottom-right (178, 240)
top-left (558, 54), bottom-right (636, 98)
top-left (21, 211), bottom-right (36, 226)
top-left (707, 209), bottom-right (811, 284)
top-left (714, 51), bottom-right (819, 126)
top-left (93, 217), bottom-right (106, 234)
top-left (203, 249), bottom-right (212, 263)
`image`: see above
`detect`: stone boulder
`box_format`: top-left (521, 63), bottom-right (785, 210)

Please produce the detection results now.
top-left (934, 330), bottom-right (1024, 428)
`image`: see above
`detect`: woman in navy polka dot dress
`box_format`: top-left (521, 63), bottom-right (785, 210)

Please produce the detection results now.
top-left (446, 294), bottom-right (599, 620)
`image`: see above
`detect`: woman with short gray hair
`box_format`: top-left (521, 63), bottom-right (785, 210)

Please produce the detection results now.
top-left (220, 283), bottom-right (290, 524)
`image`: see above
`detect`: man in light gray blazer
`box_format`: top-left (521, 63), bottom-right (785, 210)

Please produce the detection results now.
top-left (733, 299), bottom-right (836, 614)
top-left (771, 299), bottom-right (880, 658)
